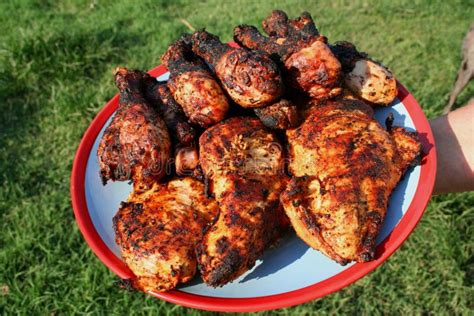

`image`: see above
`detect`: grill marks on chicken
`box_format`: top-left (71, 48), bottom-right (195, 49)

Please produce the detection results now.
top-left (330, 41), bottom-right (397, 106)
top-left (98, 68), bottom-right (171, 190)
top-left (191, 31), bottom-right (284, 108)
top-left (113, 177), bottom-right (219, 292)
top-left (162, 35), bottom-right (229, 127)
top-left (98, 9), bottom-right (423, 292)
top-left (234, 10), bottom-right (342, 100)
top-left (197, 117), bottom-right (288, 286)
top-left (281, 99), bottom-right (422, 264)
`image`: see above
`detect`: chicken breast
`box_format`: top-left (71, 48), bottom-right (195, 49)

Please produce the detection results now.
top-left (197, 117), bottom-right (288, 286)
top-left (281, 99), bottom-right (422, 264)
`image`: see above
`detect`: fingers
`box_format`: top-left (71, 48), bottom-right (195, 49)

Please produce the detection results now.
top-left (262, 10), bottom-right (289, 37)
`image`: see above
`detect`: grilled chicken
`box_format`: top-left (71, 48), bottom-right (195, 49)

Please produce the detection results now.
top-left (162, 35), bottom-right (229, 127)
top-left (191, 30), bottom-right (284, 108)
top-left (197, 117), bottom-right (288, 286)
top-left (145, 79), bottom-right (196, 146)
top-left (234, 10), bottom-right (342, 99)
top-left (145, 80), bottom-right (199, 176)
top-left (98, 68), bottom-right (171, 190)
top-left (254, 98), bottom-right (299, 129)
top-left (113, 177), bottom-right (219, 292)
top-left (281, 99), bottom-right (422, 264)
top-left (330, 41), bottom-right (397, 106)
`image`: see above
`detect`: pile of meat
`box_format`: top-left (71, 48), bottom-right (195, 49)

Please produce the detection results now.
top-left (97, 10), bottom-right (422, 292)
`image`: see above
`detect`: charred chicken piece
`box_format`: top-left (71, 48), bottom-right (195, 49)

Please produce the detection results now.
top-left (330, 41), bottom-right (397, 106)
top-left (281, 99), bottom-right (422, 264)
top-left (162, 35), bottom-right (229, 127)
top-left (197, 117), bottom-right (288, 286)
top-left (145, 80), bottom-right (199, 176)
top-left (191, 30), bottom-right (284, 108)
top-left (113, 177), bottom-right (219, 292)
top-left (234, 10), bottom-right (342, 99)
top-left (145, 80), bottom-right (196, 146)
top-left (98, 68), bottom-right (171, 190)
top-left (254, 98), bottom-right (298, 129)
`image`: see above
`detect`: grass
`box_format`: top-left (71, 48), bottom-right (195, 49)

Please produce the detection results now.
top-left (0, 0), bottom-right (473, 314)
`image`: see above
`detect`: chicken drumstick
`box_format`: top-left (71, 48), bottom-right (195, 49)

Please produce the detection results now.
top-left (234, 10), bottom-right (342, 100)
top-left (98, 68), bottom-right (171, 190)
top-left (162, 35), bottom-right (229, 127)
top-left (191, 30), bottom-right (284, 108)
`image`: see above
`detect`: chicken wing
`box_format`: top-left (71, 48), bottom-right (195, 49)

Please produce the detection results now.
top-left (162, 35), bottom-right (229, 127)
top-left (197, 117), bottom-right (288, 286)
top-left (234, 10), bottom-right (342, 99)
top-left (330, 41), bottom-right (397, 106)
top-left (281, 99), bottom-right (422, 264)
top-left (191, 30), bottom-right (284, 108)
top-left (113, 177), bottom-right (219, 292)
top-left (98, 68), bottom-right (171, 190)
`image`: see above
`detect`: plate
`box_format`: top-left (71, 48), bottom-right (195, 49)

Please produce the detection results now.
top-left (71, 62), bottom-right (436, 312)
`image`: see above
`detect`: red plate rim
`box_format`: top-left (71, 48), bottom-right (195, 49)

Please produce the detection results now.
top-left (71, 62), bottom-right (436, 312)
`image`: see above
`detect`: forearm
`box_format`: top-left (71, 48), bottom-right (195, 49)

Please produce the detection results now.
top-left (430, 100), bottom-right (474, 195)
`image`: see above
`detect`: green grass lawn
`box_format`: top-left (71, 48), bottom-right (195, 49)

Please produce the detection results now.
top-left (1, 0), bottom-right (473, 314)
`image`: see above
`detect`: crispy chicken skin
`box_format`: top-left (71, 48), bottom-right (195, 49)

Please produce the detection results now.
top-left (234, 10), bottom-right (342, 99)
top-left (197, 117), bottom-right (288, 286)
top-left (281, 99), bottom-right (421, 264)
top-left (162, 35), bottom-right (229, 127)
top-left (98, 68), bottom-right (171, 190)
top-left (191, 30), bottom-right (284, 108)
top-left (254, 98), bottom-right (299, 129)
top-left (113, 177), bottom-right (219, 292)
top-left (330, 41), bottom-right (397, 106)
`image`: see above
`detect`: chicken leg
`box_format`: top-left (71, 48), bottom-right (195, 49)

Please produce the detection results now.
top-left (162, 35), bottom-right (229, 127)
top-left (98, 68), bottom-right (171, 190)
top-left (234, 10), bottom-right (342, 100)
top-left (191, 30), bottom-right (284, 108)
top-left (145, 79), bottom-right (199, 176)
